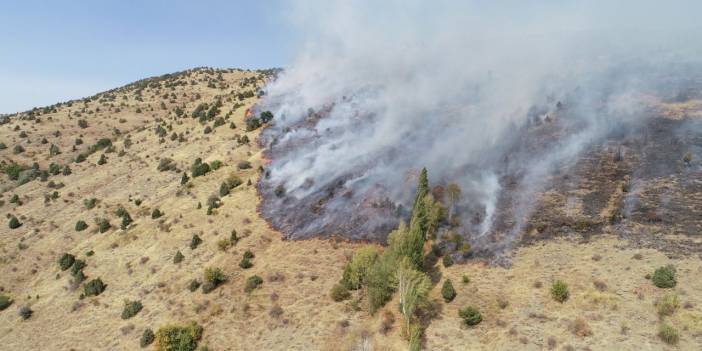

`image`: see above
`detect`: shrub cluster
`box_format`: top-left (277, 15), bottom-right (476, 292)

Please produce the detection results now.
top-left (155, 322), bottom-right (203, 351)
top-left (83, 278), bottom-right (107, 297)
top-left (202, 267), bottom-right (226, 293)
top-left (244, 275), bottom-right (263, 293)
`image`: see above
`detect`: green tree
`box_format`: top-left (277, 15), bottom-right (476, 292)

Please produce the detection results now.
top-left (340, 245), bottom-right (379, 290)
top-left (396, 258), bottom-right (431, 337)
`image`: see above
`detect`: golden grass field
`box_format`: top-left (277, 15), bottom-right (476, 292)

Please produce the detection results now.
top-left (0, 68), bottom-right (700, 350)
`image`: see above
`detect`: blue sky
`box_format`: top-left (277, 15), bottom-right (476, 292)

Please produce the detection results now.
top-left (2, 0), bottom-right (701, 114)
top-left (0, 0), bottom-right (295, 113)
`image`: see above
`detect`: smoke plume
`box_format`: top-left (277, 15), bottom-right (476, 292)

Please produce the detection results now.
top-left (257, 1), bottom-right (702, 252)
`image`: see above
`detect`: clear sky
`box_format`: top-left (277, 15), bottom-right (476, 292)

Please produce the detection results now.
top-left (0, 0), bottom-right (294, 114)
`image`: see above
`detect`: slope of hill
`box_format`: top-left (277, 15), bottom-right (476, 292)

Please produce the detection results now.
top-left (0, 68), bottom-right (701, 350)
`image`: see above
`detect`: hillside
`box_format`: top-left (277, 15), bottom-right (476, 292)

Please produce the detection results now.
top-left (0, 68), bottom-right (701, 351)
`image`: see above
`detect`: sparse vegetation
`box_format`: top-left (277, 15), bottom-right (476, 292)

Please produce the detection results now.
top-left (330, 284), bottom-right (351, 302)
top-left (658, 323), bottom-right (679, 345)
top-left (551, 280), bottom-right (569, 302)
top-left (657, 294), bottom-right (680, 317)
top-left (244, 275), bottom-right (263, 293)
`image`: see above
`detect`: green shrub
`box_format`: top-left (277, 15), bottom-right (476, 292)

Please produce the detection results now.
top-left (96, 218), bottom-right (111, 233)
top-left (13, 144), bottom-right (25, 154)
top-left (83, 278), bottom-right (106, 297)
top-left (459, 306), bottom-right (482, 326)
top-left (59, 253), bottom-right (76, 271)
top-left (190, 235), bottom-right (202, 250)
top-left (658, 323), bottom-right (679, 345)
top-left (244, 275), bottom-right (263, 293)
top-left (330, 284), bottom-right (351, 302)
top-left (260, 111), bottom-right (274, 123)
top-left (188, 280), bottom-right (201, 292)
top-left (239, 257), bottom-right (252, 269)
top-left (140, 328), bottom-right (155, 348)
top-left (462, 275), bottom-right (470, 284)
top-left (97, 154), bottom-right (107, 165)
top-left (119, 210), bottom-right (133, 230)
top-left (8, 216), bottom-right (21, 229)
top-left (71, 259), bottom-right (87, 276)
top-left (121, 300), bottom-right (143, 319)
top-left (84, 198), bottom-right (98, 209)
top-left (173, 251), bottom-right (184, 264)
top-left (3, 162), bottom-right (27, 180)
top-left (75, 220), bottom-right (88, 231)
top-left (219, 182), bottom-right (231, 197)
top-left (210, 160), bottom-right (223, 170)
top-left (152, 209), bottom-right (163, 219)
top-left (9, 194), bottom-right (21, 205)
top-left (652, 265), bottom-right (677, 289)
top-left (191, 159), bottom-right (211, 178)
top-left (441, 279), bottom-right (457, 302)
top-left (0, 294), bottom-right (13, 310)
top-left (155, 322), bottom-right (203, 351)
top-left (551, 280), bottom-right (569, 303)
top-left (245, 117), bottom-right (261, 131)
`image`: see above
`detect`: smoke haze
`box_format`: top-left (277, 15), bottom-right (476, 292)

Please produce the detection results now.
top-left (257, 1), bottom-right (702, 251)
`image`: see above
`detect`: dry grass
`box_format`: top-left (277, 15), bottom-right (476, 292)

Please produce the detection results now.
top-left (0, 70), bottom-right (700, 350)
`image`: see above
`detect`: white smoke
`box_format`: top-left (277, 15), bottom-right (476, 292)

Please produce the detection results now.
top-left (258, 0), bottom-right (702, 247)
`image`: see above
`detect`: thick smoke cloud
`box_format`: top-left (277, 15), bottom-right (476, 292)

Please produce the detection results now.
top-left (258, 1), bottom-right (702, 249)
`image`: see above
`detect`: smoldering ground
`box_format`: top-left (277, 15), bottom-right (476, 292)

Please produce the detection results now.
top-left (256, 1), bottom-right (702, 256)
